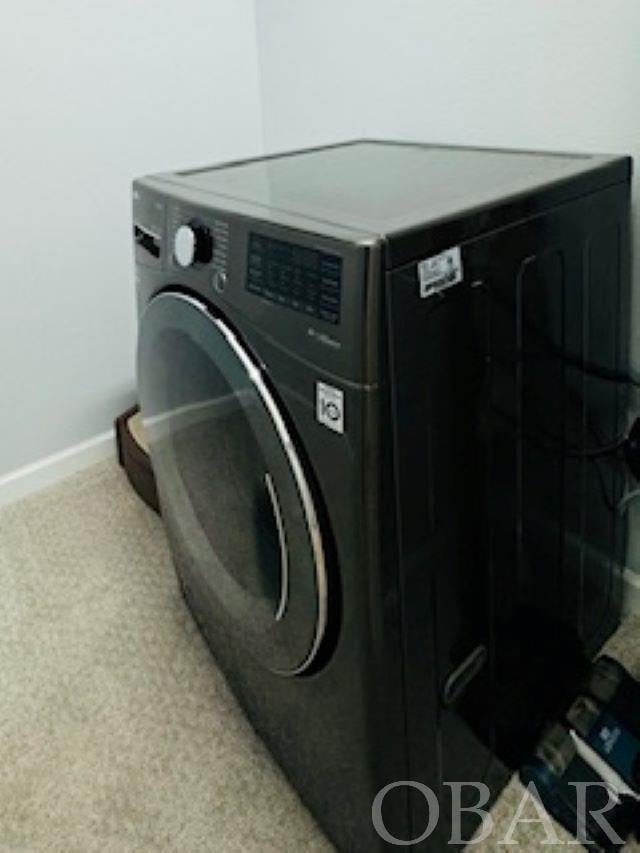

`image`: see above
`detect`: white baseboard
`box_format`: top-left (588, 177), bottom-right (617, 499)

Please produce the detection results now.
top-left (0, 431), bottom-right (116, 509)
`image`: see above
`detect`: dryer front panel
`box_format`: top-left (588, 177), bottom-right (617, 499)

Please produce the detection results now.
top-left (138, 291), bottom-right (329, 676)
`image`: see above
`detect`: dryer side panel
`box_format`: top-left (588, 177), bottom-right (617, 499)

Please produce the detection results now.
top-left (387, 181), bottom-right (630, 848)
top-left (388, 253), bottom-right (495, 849)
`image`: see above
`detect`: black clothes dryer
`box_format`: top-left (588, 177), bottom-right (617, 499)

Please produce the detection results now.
top-left (134, 141), bottom-right (631, 851)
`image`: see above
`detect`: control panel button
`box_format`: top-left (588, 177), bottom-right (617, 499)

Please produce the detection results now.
top-left (212, 269), bottom-right (227, 294)
top-left (174, 221), bottom-right (213, 267)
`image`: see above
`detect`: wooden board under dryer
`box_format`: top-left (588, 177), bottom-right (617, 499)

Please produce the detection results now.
top-left (115, 405), bottom-right (160, 514)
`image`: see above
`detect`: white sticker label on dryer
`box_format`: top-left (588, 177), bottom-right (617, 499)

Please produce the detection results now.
top-left (316, 382), bottom-right (344, 434)
top-left (418, 246), bottom-right (463, 298)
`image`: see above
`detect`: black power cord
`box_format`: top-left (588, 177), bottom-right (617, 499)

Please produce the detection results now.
top-left (624, 418), bottom-right (640, 480)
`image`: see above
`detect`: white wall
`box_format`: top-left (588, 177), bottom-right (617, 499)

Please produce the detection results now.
top-left (255, 0), bottom-right (640, 566)
top-left (0, 1), bottom-right (262, 483)
top-left (255, 2), bottom-right (640, 172)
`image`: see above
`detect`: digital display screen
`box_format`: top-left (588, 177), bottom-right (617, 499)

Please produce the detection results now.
top-left (246, 234), bottom-right (342, 325)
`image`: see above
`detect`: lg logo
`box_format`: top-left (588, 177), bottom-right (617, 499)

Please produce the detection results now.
top-left (316, 382), bottom-right (344, 434)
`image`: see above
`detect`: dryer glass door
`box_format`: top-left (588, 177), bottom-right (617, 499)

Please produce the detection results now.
top-left (138, 291), bottom-right (328, 676)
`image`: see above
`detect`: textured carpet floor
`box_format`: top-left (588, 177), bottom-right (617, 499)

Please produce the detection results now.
top-left (1, 459), bottom-right (639, 851)
top-left (0, 461), bottom-right (330, 853)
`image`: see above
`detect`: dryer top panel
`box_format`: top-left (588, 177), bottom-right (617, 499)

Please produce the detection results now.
top-left (153, 140), bottom-right (630, 244)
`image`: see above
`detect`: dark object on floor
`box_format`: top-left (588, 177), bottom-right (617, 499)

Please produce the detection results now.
top-left (115, 405), bottom-right (160, 514)
top-left (521, 657), bottom-right (640, 850)
top-left (521, 720), bottom-right (631, 851)
top-left (584, 656), bottom-right (640, 737)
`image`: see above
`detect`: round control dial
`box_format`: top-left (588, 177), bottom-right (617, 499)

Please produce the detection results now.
top-left (173, 221), bottom-right (213, 267)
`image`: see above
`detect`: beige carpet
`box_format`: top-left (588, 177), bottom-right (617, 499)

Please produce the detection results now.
top-left (1, 458), bottom-right (639, 851)
top-left (0, 461), bottom-right (330, 853)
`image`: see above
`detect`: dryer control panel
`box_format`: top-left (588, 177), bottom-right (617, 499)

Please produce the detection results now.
top-left (132, 178), bottom-right (375, 384)
top-left (246, 233), bottom-right (342, 325)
